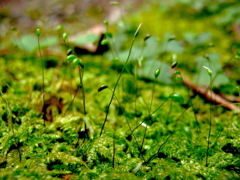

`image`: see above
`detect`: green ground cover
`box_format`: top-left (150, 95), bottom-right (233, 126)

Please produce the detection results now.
top-left (0, 0), bottom-right (239, 179)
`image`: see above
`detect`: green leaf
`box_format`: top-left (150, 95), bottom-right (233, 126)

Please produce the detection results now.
top-left (12, 35), bottom-right (37, 52)
top-left (73, 33), bottom-right (98, 45)
top-left (12, 35), bottom-right (58, 53)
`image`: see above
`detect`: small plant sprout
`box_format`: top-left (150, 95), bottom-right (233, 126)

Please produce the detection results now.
top-left (103, 20), bottom-right (119, 61)
top-left (138, 34), bottom-right (151, 67)
top-left (166, 58), bottom-right (179, 125)
top-left (139, 68), bottom-right (160, 157)
top-left (144, 93), bottom-right (184, 165)
top-left (67, 55), bottom-right (86, 115)
top-left (98, 84), bottom-right (147, 164)
top-left (133, 34), bottom-right (152, 125)
top-left (99, 23), bottom-right (142, 137)
top-left (36, 28), bottom-right (45, 125)
top-left (110, 1), bottom-right (126, 27)
top-left (210, 51), bottom-right (240, 87)
top-left (203, 65), bottom-right (213, 167)
top-left (67, 54), bottom-right (88, 146)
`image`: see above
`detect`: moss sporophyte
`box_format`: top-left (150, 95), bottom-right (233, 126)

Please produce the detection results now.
top-left (1, 2), bottom-right (240, 179)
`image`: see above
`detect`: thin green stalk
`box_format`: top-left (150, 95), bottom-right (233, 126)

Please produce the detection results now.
top-left (103, 21), bottom-right (119, 61)
top-left (139, 76), bottom-right (157, 157)
top-left (132, 35), bottom-right (150, 126)
top-left (195, 44), bottom-right (213, 85)
top-left (106, 87), bottom-right (146, 162)
top-left (166, 73), bottom-right (176, 125)
top-left (145, 134), bottom-right (172, 165)
top-left (78, 65), bottom-right (86, 115)
top-left (64, 85), bottom-right (79, 116)
top-left (134, 66), bottom-right (139, 125)
top-left (131, 99), bottom-right (167, 134)
top-left (36, 29), bottom-right (45, 125)
top-left (99, 23), bottom-right (142, 137)
top-left (149, 36), bottom-right (171, 73)
top-left (75, 64), bottom-right (88, 147)
top-left (108, 35), bottom-right (119, 59)
top-left (206, 75), bottom-right (213, 167)
top-left (145, 106), bottom-right (187, 165)
top-left (37, 34), bottom-right (45, 104)
top-left (203, 66), bottom-right (213, 167)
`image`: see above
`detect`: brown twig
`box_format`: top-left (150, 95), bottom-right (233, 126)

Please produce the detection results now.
top-left (179, 72), bottom-right (240, 111)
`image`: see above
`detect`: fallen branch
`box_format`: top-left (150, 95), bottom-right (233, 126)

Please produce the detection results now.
top-left (179, 72), bottom-right (240, 111)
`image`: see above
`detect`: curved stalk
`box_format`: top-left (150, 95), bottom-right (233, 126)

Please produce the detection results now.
top-left (99, 23), bottom-right (142, 137)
